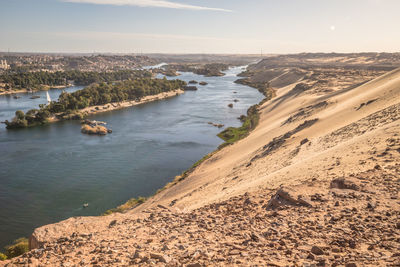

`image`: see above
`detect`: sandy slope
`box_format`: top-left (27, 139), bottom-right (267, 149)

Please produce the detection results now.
top-left (135, 68), bottom-right (400, 212)
top-left (2, 68), bottom-right (400, 266)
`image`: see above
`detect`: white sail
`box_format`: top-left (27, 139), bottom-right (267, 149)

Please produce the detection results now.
top-left (46, 91), bottom-right (51, 103)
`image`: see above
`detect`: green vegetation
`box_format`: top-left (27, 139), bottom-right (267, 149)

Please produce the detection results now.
top-left (159, 63), bottom-right (229, 77)
top-left (217, 104), bottom-right (260, 148)
top-left (194, 63), bottom-right (229, 77)
top-left (218, 80), bottom-right (275, 148)
top-left (3, 238), bottom-right (29, 259)
top-left (0, 253), bottom-right (7, 260)
top-left (235, 78), bottom-right (275, 98)
top-left (5, 77), bottom-right (186, 129)
top-left (0, 69), bottom-right (152, 90)
top-left (103, 196), bottom-right (146, 215)
top-left (46, 77), bottom-right (185, 113)
top-left (4, 109), bottom-right (51, 129)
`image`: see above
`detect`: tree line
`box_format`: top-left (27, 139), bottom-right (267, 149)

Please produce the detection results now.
top-left (0, 69), bottom-right (152, 90)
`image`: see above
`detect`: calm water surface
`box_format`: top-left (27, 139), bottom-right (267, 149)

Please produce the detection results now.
top-left (0, 67), bottom-right (263, 248)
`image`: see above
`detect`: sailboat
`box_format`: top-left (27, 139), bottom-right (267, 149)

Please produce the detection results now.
top-left (46, 91), bottom-right (51, 104)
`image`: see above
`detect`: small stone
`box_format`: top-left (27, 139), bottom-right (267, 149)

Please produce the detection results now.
top-left (150, 253), bottom-right (169, 263)
top-left (311, 246), bottom-right (324, 255)
top-left (345, 263), bottom-right (357, 267)
top-left (108, 220), bottom-right (117, 227)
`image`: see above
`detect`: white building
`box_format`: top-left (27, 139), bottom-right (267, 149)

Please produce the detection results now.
top-left (0, 60), bottom-right (10, 70)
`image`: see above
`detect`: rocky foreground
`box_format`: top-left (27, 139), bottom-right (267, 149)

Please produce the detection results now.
top-left (4, 163), bottom-right (400, 266)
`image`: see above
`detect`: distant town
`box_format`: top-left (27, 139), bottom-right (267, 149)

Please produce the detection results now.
top-left (0, 53), bottom-right (155, 74)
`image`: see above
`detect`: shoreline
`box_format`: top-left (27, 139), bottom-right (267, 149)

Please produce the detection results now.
top-left (0, 84), bottom-right (73, 96)
top-left (103, 86), bottom-right (270, 214)
top-left (48, 89), bottom-right (185, 123)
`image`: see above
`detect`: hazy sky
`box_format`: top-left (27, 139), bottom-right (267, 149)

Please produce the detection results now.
top-left (0, 0), bottom-right (399, 54)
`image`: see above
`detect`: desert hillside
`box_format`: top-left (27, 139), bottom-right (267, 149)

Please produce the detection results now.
top-left (2, 65), bottom-right (400, 266)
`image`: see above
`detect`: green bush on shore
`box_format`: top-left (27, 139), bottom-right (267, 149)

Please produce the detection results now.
top-left (103, 197), bottom-right (146, 215)
top-left (4, 238), bottom-right (29, 259)
top-left (0, 253), bottom-right (7, 260)
top-left (217, 104), bottom-right (260, 147)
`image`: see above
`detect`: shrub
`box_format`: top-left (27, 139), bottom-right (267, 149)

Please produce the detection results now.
top-left (5, 238), bottom-right (29, 258)
top-left (0, 253), bottom-right (7, 260)
top-left (15, 110), bottom-right (25, 120)
top-left (103, 197), bottom-right (146, 215)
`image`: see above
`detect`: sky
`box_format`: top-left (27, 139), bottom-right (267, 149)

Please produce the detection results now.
top-left (0, 0), bottom-right (399, 54)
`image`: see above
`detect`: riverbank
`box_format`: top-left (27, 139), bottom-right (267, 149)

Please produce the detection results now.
top-left (79, 89), bottom-right (184, 117)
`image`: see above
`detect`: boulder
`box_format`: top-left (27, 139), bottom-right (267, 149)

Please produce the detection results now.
top-left (183, 86), bottom-right (198, 91)
top-left (266, 187), bottom-right (312, 210)
top-left (311, 245), bottom-right (324, 255)
top-left (330, 178), bottom-right (360, 191)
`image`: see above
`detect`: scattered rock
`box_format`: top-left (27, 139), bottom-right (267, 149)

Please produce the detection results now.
top-left (150, 253), bottom-right (169, 263)
top-left (183, 86), bottom-right (198, 91)
top-left (330, 178), bottom-right (360, 191)
top-left (311, 245), bottom-right (325, 255)
top-left (108, 220), bottom-right (117, 228)
top-left (300, 138), bottom-right (309, 145)
top-left (266, 187), bottom-right (313, 210)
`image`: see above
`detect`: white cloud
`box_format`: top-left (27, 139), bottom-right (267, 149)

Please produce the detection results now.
top-left (62, 0), bottom-right (231, 12)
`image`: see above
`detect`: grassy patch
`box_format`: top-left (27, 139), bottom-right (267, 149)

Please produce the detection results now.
top-left (217, 104), bottom-right (260, 147)
top-left (0, 253), bottom-right (7, 261)
top-left (3, 238), bottom-right (29, 259)
top-left (103, 196), bottom-right (146, 215)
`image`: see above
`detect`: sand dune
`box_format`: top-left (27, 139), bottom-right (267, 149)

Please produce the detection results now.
top-left (134, 68), bottom-right (400, 212)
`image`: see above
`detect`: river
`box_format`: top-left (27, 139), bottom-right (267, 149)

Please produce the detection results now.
top-left (0, 66), bottom-right (263, 249)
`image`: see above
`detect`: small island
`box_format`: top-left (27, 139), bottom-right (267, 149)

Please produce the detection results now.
top-left (81, 120), bottom-right (112, 135)
top-left (153, 63), bottom-right (229, 78)
top-left (4, 78), bottom-right (186, 129)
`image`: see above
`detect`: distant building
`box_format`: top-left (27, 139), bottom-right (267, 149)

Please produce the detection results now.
top-left (0, 60), bottom-right (10, 70)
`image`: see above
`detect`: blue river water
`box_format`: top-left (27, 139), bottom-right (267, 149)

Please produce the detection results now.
top-left (0, 66), bottom-right (263, 249)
